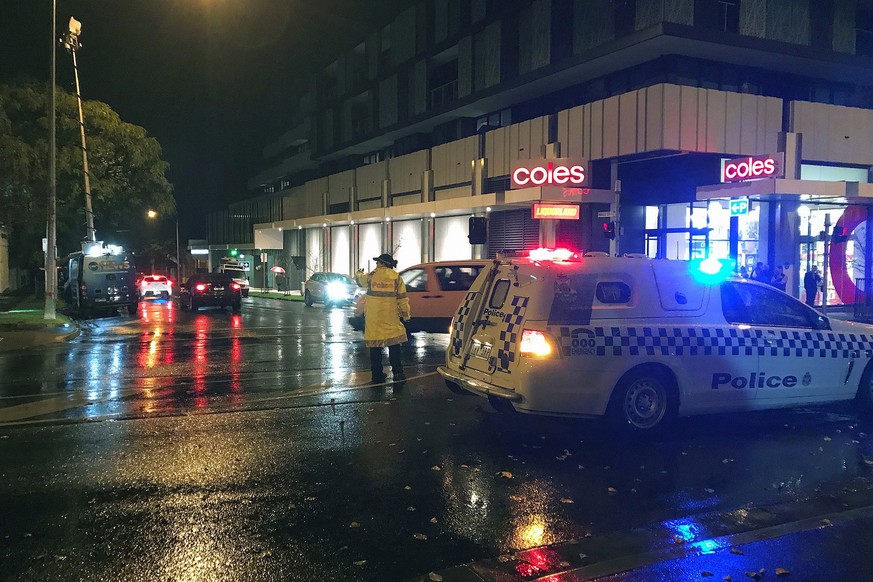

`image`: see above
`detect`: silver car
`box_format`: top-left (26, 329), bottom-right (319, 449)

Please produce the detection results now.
top-left (304, 272), bottom-right (362, 307)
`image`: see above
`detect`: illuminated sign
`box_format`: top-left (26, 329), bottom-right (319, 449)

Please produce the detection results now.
top-left (512, 159), bottom-right (589, 188)
top-left (531, 203), bottom-right (580, 220)
top-left (721, 153), bottom-right (784, 183)
top-left (729, 198), bottom-right (749, 216)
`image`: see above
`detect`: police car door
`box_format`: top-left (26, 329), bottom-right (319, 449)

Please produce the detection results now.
top-left (722, 281), bottom-right (841, 403)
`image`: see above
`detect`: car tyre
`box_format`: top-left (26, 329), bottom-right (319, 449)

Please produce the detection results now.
top-left (127, 302), bottom-right (138, 315)
top-left (607, 366), bottom-right (676, 434)
top-left (304, 290), bottom-right (313, 307)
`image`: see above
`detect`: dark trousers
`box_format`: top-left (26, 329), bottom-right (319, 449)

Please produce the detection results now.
top-left (370, 344), bottom-right (403, 380)
top-left (805, 288), bottom-right (817, 307)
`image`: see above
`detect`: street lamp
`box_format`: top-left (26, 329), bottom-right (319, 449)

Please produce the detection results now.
top-left (146, 210), bottom-right (182, 281)
top-left (61, 17), bottom-right (96, 243)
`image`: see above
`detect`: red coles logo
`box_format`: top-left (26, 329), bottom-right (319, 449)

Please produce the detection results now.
top-left (721, 154), bottom-right (783, 183)
top-left (511, 159), bottom-right (589, 188)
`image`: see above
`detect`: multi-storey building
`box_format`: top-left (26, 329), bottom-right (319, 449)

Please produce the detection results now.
top-left (208, 0), bottom-right (873, 307)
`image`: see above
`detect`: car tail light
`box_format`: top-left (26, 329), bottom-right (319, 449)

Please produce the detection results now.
top-left (195, 284), bottom-right (207, 292)
top-left (520, 329), bottom-right (558, 358)
top-left (168, 280), bottom-right (174, 287)
top-left (231, 283), bottom-right (241, 290)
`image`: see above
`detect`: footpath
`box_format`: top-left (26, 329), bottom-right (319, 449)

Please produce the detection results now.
top-left (0, 294), bottom-right (79, 354)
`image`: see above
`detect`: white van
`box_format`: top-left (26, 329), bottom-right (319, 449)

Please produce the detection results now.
top-left (438, 249), bottom-right (873, 432)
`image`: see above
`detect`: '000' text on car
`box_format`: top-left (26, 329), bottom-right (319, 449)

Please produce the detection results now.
top-left (438, 249), bottom-right (873, 433)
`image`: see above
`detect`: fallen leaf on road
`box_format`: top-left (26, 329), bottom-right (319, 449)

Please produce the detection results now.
top-left (824, 436), bottom-right (832, 441)
top-left (414, 533), bottom-right (428, 540)
top-left (432, 465), bottom-right (442, 471)
top-left (704, 488), bottom-right (715, 494)
top-left (673, 535), bottom-right (685, 544)
top-left (404, 485), bottom-right (412, 490)
top-left (723, 577), bottom-right (731, 581)
top-left (349, 522), bottom-right (360, 528)
top-left (460, 464), bottom-right (469, 468)
top-left (353, 560), bottom-right (367, 566)
top-left (304, 496), bottom-right (316, 501)
top-left (498, 471), bottom-right (513, 479)
top-left (820, 518), bottom-right (833, 527)
top-left (560, 498), bottom-right (574, 504)
top-left (407, 506), bottom-right (416, 512)
top-left (607, 487), bottom-right (618, 495)
top-left (257, 551), bottom-right (272, 559)
top-left (428, 573), bottom-right (443, 581)
top-left (701, 572), bottom-right (713, 577)
top-left (775, 567), bottom-right (790, 576)
top-left (430, 517), bottom-right (438, 524)
top-left (497, 554), bottom-right (511, 563)
top-left (730, 548), bottom-right (744, 555)
top-left (745, 572), bottom-right (760, 580)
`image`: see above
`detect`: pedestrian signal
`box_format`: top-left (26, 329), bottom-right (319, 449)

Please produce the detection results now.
top-left (831, 226), bottom-right (848, 244)
top-left (602, 221), bottom-right (616, 240)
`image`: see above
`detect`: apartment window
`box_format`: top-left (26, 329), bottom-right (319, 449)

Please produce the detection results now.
top-left (718, 0), bottom-right (740, 34)
top-left (858, 6), bottom-right (873, 57)
top-left (430, 59), bottom-right (459, 109)
top-left (614, 0), bottom-right (636, 37)
top-left (476, 109), bottom-right (511, 132)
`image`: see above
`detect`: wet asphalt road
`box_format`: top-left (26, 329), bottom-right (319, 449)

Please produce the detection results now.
top-left (2, 297), bottom-right (873, 581)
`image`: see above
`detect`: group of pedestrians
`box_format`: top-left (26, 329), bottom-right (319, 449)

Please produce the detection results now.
top-left (740, 261), bottom-right (823, 307)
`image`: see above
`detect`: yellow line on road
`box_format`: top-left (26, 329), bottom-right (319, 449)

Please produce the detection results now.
top-left (0, 394), bottom-right (90, 423)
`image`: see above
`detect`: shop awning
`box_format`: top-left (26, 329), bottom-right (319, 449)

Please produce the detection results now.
top-left (696, 179), bottom-right (873, 204)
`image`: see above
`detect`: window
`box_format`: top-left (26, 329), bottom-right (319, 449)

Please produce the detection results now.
top-left (435, 266), bottom-right (484, 292)
top-left (596, 282), bottom-right (632, 304)
top-left (718, 0), bottom-right (740, 34)
top-left (858, 5), bottom-right (873, 57)
top-left (401, 269), bottom-right (428, 292)
top-left (721, 282), bottom-right (818, 328)
top-left (489, 280), bottom-right (510, 308)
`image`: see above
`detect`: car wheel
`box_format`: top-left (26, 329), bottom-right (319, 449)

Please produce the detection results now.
top-left (445, 379), bottom-right (472, 396)
top-left (856, 361), bottom-right (873, 415)
top-left (304, 290), bottom-right (313, 307)
top-left (608, 366), bottom-right (676, 433)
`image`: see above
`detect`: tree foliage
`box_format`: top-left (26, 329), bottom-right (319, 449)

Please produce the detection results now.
top-left (0, 81), bottom-right (175, 269)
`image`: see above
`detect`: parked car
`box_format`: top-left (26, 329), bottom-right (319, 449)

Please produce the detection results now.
top-left (439, 249), bottom-right (873, 433)
top-left (179, 273), bottom-right (242, 312)
top-left (138, 274), bottom-right (173, 300)
top-left (349, 260), bottom-right (487, 333)
top-left (304, 272), bottom-right (362, 307)
top-left (217, 261), bottom-right (250, 297)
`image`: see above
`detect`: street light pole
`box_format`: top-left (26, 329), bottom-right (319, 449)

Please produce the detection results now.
top-left (45, 0), bottom-right (58, 320)
top-left (62, 17), bottom-right (96, 243)
top-left (176, 217), bottom-right (182, 282)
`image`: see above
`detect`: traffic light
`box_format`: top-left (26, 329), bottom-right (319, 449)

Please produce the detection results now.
top-left (602, 221), bottom-right (616, 240)
top-left (831, 226), bottom-right (848, 244)
top-left (229, 248), bottom-right (239, 257)
top-left (468, 217), bottom-right (487, 245)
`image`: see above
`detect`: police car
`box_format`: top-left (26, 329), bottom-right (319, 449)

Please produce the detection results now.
top-left (438, 249), bottom-right (873, 433)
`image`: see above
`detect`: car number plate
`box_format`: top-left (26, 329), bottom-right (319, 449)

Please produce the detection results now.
top-left (470, 341), bottom-right (492, 359)
top-left (213, 286), bottom-right (224, 291)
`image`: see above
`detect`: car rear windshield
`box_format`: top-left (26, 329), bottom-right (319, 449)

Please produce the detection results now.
top-left (148, 276), bottom-right (168, 283)
top-left (194, 274), bottom-right (234, 285)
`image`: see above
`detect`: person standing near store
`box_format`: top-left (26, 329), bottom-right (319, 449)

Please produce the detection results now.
top-left (804, 265), bottom-right (822, 307)
top-left (356, 253), bottom-right (410, 383)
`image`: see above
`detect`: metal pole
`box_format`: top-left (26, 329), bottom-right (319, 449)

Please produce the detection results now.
top-left (71, 47), bottom-right (95, 242)
top-left (45, 0), bottom-right (57, 320)
top-left (176, 218), bottom-right (181, 282)
top-left (822, 213), bottom-right (831, 314)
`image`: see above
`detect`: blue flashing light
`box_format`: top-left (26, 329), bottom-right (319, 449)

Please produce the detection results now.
top-left (690, 257), bottom-right (735, 285)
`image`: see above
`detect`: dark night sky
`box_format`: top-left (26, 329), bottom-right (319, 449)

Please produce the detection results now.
top-left (0, 0), bottom-right (415, 240)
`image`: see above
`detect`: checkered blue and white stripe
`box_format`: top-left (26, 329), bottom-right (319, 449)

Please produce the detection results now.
top-left (556, 326), bottom-right (873, 359)
top-left (495, 296), bottom-right (529, 371)
top-left (451, 291), bottom-right (479, 356)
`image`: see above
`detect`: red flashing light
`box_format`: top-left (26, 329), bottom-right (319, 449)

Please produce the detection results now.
top-left (528, 247), bottom-right (578, 262)
top-left (195, 284), bottom-right (207, 292)
top-left (519, 329), bottom-right (556, 358)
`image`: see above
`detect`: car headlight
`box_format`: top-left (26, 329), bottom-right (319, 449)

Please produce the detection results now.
top-left (326, 282), bottom-right (349, 300)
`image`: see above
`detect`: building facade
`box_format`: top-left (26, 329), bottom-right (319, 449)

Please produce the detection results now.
top-left (209, 0), bottom-right (873, 305)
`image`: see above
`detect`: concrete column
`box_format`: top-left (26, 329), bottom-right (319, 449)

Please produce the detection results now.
top-left (540, 220), bottom-right (557, 247)
top-left (422, 171), bottom-right (434, 202)
top-left (351, 186), bottom-right (359, 211)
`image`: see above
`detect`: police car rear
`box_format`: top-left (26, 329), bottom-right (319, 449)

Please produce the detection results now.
top-left (439, 250), bottom-right (873, 433)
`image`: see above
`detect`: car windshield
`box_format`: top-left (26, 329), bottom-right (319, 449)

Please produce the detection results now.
top-left (192, 274), bottom-right (234, 285)
top-left (325, 273), bottom-right (355, 285)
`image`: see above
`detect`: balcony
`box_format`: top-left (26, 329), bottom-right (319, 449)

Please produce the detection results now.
top-left (430, 79), bottom-right (458, 110)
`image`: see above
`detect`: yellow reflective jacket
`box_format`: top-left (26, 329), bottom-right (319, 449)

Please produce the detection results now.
top-left (356, 265), bottom-right (410, 348)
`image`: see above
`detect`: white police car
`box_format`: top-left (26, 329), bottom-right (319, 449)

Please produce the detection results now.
top-left (438, 249), bottom-right (873, 432)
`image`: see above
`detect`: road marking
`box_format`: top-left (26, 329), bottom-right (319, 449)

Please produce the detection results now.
top-left (0, 394), bottom-right (90, 423)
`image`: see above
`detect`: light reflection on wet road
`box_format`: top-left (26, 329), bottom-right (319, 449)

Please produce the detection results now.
top-left (2, 298), bottom-right (873, 580)
top-left (0, 298), bottom-right (449, 423)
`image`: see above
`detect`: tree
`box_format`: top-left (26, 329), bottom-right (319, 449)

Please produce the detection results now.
top-left (0, 81), bottom-right (175, 269)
